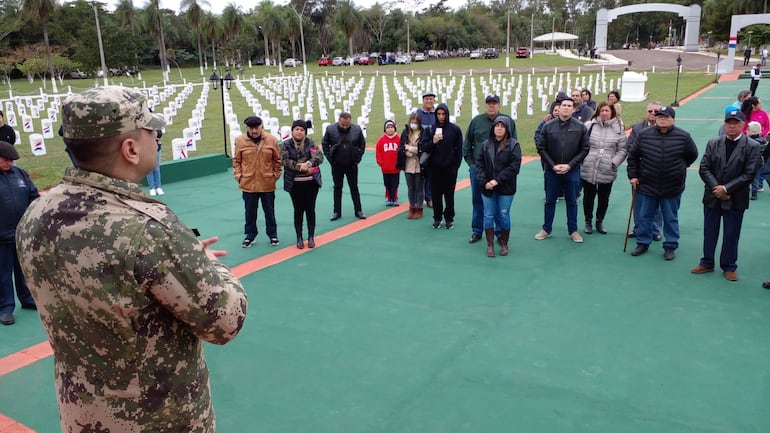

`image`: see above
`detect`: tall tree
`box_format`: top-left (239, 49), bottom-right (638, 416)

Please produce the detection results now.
top-left (334, 0), bottom-right (362, 57)
top-left (181, 0), bottom-right (209, 76)
top-left (221, 3), bottom-right (244, 66)
top-left (200, 10), bottom-right (221, 69)
top-left (0, 0), bottom-right (23, 42)
top-left (114, 0), bottom-right (140, 72)
top-left (141, 0), bottom-right (169, 80)
top-left (21, 0), bottom-right (58, 91)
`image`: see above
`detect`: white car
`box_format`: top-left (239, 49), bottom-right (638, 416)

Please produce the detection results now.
top-left (414, 53), bottom-right (426, 62)
top-left (284, 58), bottom-right (301, 67)
top-left (332, 56), bottom-right (346, 66)
top-left (469, 50), bottom-right (482, 59)
top-left (395, 55), bottom-right (411, 64)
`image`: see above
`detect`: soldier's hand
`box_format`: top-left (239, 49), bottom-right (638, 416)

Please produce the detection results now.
top-left (201, 236), bottom-right (227, 261)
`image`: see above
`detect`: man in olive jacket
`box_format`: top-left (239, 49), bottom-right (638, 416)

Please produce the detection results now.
top-left (627, 106), bottom-right (698, 260)
top-left (322, 112), bottom-right (367, 220)
top-left (692, 109), bottom-right (760, 281)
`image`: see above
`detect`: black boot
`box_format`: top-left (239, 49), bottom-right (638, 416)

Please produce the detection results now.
top-left (595, 220), bottom-right (607, 234)
top-left (485, 228), bottom-right (495, 258)
top-left (584, 221), bottom-right (593, 234)
top-left (296, 234), bottom-right (305, 249)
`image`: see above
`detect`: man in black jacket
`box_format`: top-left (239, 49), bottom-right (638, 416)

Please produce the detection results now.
top-left (627, 101), bottom-right (663, 240)
top-left (627, 106), bottom-right (699, 260)
top-left (692, 110), bottom-right (759, 281)
top-left (425, 103), bottom-right (463, 229)
top-left (322, 112), bottom-right (367, 220)
top-left (535, 98), bottom-right (590, 243)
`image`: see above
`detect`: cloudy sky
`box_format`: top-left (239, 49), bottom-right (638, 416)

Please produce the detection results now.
top-left (105, 0), bottom-right (474, 14)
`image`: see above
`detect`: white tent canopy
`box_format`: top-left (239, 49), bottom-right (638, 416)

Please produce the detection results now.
top-left (533, 32), bottom-right (579, 42)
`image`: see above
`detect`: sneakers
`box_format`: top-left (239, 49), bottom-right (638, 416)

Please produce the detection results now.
top-left (269, 238), bottom-right (280, 246)
top-left (445, 221), bottom-right (455, 230)
top-left (432, 220), bottom-right (442, 229)
top-left (758, 186), bottom-right (765, 192)
top-left (156, 188), bottom-right (165, 195)
top-left (534, 229), bottom-right (551, 240)
top-left (691, 265), bottom-right (714, 274)
top-left (631, 244), bottom-right (649, 256)
top-left (663, 247), bottom-right (675, 261)
top-left (149, 188), bottom-right (157, 196)
top-left (241, 238), bottom-right (254, 248)
top-left (569, 231), bottom-right (583, 243)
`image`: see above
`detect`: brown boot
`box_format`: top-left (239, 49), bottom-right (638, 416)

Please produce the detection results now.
top-left (414, 208), bottom-right (423, 219)
top-left (485, 228), bottom-right (495, 258)
top-left (406, 207), bottom-right (415, 219)
top-left (499, 229), bottom-right (510, 256)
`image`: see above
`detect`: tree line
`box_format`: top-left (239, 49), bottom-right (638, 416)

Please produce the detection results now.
top-left (1, 0), bottom-right (769, 84)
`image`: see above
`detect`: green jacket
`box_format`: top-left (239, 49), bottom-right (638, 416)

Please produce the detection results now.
top-left (463, 112), bottom-right (516, 167)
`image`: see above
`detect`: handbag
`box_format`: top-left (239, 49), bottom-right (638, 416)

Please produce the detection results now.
top-left (419, 151), bottom-right (431, 167)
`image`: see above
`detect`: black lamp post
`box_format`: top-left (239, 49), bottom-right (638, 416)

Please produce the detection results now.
top-left (671, 54), bottom-right (682, 107)
top-left (209, 69), bottom-right (234, 157)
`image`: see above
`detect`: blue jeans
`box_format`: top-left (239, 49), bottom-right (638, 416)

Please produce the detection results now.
top-left (481, 193), bottom-right (514, 230)
top-left (752, 157), bottom-right (770, 193)
top-left (632, 193), bottom-right (662, 236)
top-left (543, 169), bottom-right (580, 234)
top-left (146, 150), bottom-right (162, 189)
top-left (243, 191), bottom-right (277, 240)
top-left (470, 165), bottom-right (484, 235)
top-left (636, 192), bottom-right (681, 249)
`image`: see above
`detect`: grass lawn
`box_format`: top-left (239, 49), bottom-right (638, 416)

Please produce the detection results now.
top-left (2, 55), bottom-right (715, 190)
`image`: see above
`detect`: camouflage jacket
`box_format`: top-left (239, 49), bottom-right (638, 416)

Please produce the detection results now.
top-left (15, 167), bottom-right (248, 433)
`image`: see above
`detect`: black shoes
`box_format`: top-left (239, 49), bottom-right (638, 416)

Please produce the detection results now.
top-left (663, 247), bottom-right (676, 261)
top-left (21, 303), bottom-right (37, 310)
top-left (308, 237), bottom-right (315, 248)
top-left (269, 238), bottom-right (280, 247)
top-left (432, 220), bottom-right (441, 229)
top-left (468, 233), bottom-right (482, 243)
top-left (631, 244), bottom-right (649, 256)
top-left (241, 238), bottom-right (254, 248)
top-left (296, 236), bottom-right (305, 249)
top-left (355, 211), bottom-right (367, 219)
top-left (595, 221), bottom-right (607, 234)
top-left (762, 281), bottom-right (770, 289)
top-left (0, 313), bottom-right (14, 325)
top-left (445, 221), bottom-right (455, 230)
top-left (329, 213), bottom-right (341, 221)
top-left (584, 223), bottom-right (593, 234)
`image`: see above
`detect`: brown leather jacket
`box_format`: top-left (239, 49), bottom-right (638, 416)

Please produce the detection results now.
top-left (233, 132), bottom-right (282, 192)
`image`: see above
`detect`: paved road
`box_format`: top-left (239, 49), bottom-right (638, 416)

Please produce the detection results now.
top-left (605, 49), bottom-right (744, 72)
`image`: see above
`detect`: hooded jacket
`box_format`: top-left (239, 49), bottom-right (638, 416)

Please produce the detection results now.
top-left (474, 116), bottom-right (522, 196)
top-left (580, 116), bottom-right (628, 185)
top-left (424, 103), bottom-right (463, 169)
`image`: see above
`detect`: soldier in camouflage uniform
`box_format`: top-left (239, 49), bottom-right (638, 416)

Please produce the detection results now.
top-left (15, 86), bottom-right (248, 433)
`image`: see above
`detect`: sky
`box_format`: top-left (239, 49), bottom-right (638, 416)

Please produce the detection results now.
top-left (104, 0), bottom-right (474, 15)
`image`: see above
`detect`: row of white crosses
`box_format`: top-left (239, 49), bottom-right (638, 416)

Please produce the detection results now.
top-left (148, 83), bottom-right (200, 160)
top-left (2, 91), bottom-right (66, 155)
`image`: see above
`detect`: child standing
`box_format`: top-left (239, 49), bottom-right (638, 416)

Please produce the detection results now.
top-left (376, 120), bottom-right (402, 206)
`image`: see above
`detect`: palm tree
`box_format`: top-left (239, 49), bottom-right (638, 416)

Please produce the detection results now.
top-left (181, 0), bottom-right (209, 76)
top-left (200, 11), bottom-right (222, 70)
top-left (21, 0), bottom-right (57, 91)
top-left (141, 0), bottom-right (169, 81)
top-left (260, 2), bottom-right (287, 70)
top-left (114, 0), bottom-right (140, 76)
top-left (334, 0), bottom-right (362, 58)
top-left (221, 3), bottom-right (244, 67)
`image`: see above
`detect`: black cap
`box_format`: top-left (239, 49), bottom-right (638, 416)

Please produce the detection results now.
top-left (291, 119), bottom-right (307, 131)
top-left (725, 109), bottom-right (744, 122)
top-left (0, 141), bottom-right (19, 160)
top-left (383, 119), bottom-right (396, 131)
top-left (655, 106), bottom-right (676, 118)
top-left (244, 116), bottom-right (262, 127)
top-left (485, 94), bottom-right (500, 104)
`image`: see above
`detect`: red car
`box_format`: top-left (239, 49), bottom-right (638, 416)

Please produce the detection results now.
top-left (356, 56), bottom-right (371, 65)
top-left (318, 57), bottom-right (333, 66)
top-left (516, 47), bottom-right (530, 58)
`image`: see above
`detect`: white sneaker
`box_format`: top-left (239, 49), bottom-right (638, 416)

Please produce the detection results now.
top-left (156, 188), bottom-right (165, 195)
top-left (149, 188), bottom-right (157, 196)
top-left (534, 229), bottom-right (551, 240)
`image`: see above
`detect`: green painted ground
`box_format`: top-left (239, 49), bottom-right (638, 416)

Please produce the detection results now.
top-left (2, 79), bottom-right (770, 432)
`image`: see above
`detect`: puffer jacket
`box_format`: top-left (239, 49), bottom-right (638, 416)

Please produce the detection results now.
top-left (580, 117), bottom-right (628, 185)
top-left (233, 132), bottom-right (282, 193)
top-left (474, 116), bottom-right (522, 196)
top-left (627, 125), bottom-right (699, 198)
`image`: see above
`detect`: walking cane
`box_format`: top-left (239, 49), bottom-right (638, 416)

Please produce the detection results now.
top-left (623, 187), bottom-right (636, 252)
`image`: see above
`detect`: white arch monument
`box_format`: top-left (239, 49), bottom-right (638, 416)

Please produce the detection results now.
top-left (595, 3), bottom-right (702, 54)
top-left (717, 14), bottom-right (770, 74)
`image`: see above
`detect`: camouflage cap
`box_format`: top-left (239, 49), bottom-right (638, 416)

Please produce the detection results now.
top-left (61, 86), bottom-right (165, 139)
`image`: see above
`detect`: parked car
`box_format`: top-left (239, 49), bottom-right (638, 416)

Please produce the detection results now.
top-left (484, 48), bottom-right (499, 59)
top-left (414, 53), bottom-right (426, 62)
top-left (395, 55), bottom-right (411, 64)
top-left (469, 50), bottom-right (482, 59)
top-left (332, 56), bottom-right (346, 66)
top-left (69, 69), bottom-right (87, 79)
top-left (284, 58), bottom-right (301, 67)
top-left (318, 57), bottom-right (333, 66)
top-left (356, 56), bottom-right (371, 65)
top-left (516, 47), bottom-right (530, 58)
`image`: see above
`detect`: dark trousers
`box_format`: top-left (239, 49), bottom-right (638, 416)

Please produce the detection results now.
top-left (430, 167), bottom-right (458, 223)
top-left (243, 191), bottom-right (277, 240)
top-left (543, 169), bottom-right (581, 234)
top-left (751, 78), bottom-right (760, 97)
top-left (331, 163), bottom-right (362, 214)
top-left (290, 181), bottom-right (319, 237)
top-left (0, 244), bottom-right (34, 315)
top-left (582, 180), bottom-right (614, 223)
top-left (423, 174), bottom-right (432, 201)
top-left (382, 173), bottom-right (400, 202)
top-left (700, 206), bottom-right (745, 272)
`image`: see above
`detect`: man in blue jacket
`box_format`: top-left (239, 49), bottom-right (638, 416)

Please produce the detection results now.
top-left (0, 141), bottom-right (39, 325)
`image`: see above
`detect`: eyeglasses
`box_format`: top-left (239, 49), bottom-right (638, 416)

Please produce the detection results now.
top-left (647, 110), bottom-right (658, 113)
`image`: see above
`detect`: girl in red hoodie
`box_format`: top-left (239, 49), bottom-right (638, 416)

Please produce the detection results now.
top-left (376, 119), bottom-right (402, 205)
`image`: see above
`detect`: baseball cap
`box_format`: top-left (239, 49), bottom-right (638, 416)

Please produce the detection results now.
top-left (725, 109), bottom-right (744, 122)
top-left (655, 106), bottom-right (676, 118)
top-left (0, 140), bottom-right (19, 160)
top-left (244, 116), bottom-right (263, 127)
top-left (61, 86), bottom-right (165, 139)
top-left (485, 94), bottom-right (500, 103)
top-left (422, 91), bottom-right (436, 98)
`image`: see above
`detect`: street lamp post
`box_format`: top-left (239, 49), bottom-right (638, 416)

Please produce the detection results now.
top-left (209, 69), bottom-right (234, 157)
top-left (91, 2), bottom-right (109, 87)
top-left (291, 2), bottom-right (308, 76)
top-left (506, 10), bottom-right (511, 68)
top-left (405, 18), bottom-right (410, 57)
top-left (749, 30), bottom-right (754, 51)
top-left (672, 55), bottom-right (682, 107)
